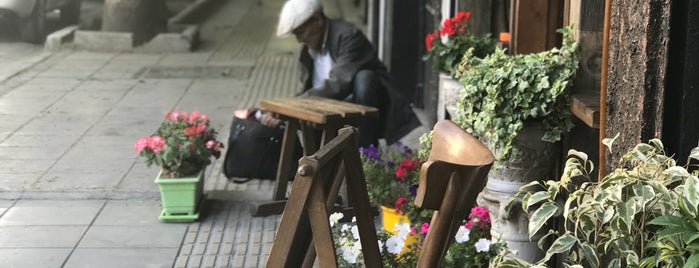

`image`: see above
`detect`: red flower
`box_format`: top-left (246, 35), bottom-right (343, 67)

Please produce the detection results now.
top-left (456, 11), bottom-right (471, 23)
top-left (425, 30), bottom-right (438, 51)
top-left (395, 168), bottom-right (407, 181)
top-left (394, 197), bottom-right (408, 213)
top-left (441, 17), bottom-right (463, 37)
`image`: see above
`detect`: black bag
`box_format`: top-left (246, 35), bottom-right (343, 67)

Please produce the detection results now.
top-left (221, 115), bottom-right (300, 183)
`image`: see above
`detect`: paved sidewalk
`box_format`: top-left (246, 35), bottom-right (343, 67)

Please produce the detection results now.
top-left (0, 0), bottom-right (429, 267)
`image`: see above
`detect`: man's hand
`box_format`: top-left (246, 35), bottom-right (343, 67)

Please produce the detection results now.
top-left (257, 111), bottom-right (282, 127)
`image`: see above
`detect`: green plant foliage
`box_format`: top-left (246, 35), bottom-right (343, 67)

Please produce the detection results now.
top-left (499, 139), bottom-right (699, 268)
top-left (452, 26), bottom-right (579, 160)
top-left (135, 110), bottom-right (223, 178)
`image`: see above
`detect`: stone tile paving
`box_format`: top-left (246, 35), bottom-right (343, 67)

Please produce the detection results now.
top-left (0, 0), bottom-right (430, 267)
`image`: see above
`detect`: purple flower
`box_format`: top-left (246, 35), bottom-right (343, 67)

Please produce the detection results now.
top-left (387, 161), bottom-right (396, 168)
top-left (409, 185), bottom-right (418, 197)
top-left (359, 144), bottom-right (380, 161)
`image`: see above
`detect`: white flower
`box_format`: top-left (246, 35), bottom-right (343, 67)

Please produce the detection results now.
top-left (351, 225), bottom-right (360, 241)
top-left (341, 223), bottom-right (350, 233)
top-left (329, 212), bottom-right (344, 227)
top-left (393, 223), bottom-right (412, 239)
top-left (341, 244), bottom-right (361, 264)
top-left (352, 216), bottom-right (357, 222)
top-left (474, 238), bottom-right (492, 252)
top-left (377, 240), bottom-right (384, 253)
top-left (386, 235), bottom-right (405, 255)
top-left (454, 226), bottom-right (471, 243)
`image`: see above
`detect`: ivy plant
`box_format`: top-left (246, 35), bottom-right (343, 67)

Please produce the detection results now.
top-left (499, 139), bottom-right (699, 268)
top-left (452, 26), bottom-right (579, 160)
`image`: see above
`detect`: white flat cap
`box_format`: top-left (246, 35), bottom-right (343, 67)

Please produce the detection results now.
top-left (277, 0), bottom-right (322, 37)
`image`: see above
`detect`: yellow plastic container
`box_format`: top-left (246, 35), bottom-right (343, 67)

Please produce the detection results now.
top-left (380, 205), bottom-right (418, 254)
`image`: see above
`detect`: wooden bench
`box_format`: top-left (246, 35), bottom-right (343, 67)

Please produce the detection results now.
top-left (249, 96), bottom-right (379, 217)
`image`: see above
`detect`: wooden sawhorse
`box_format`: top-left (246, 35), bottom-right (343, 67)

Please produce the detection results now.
top-left (266, 127), bottom-right (381, 267)
top-left (249, 96), bottom-right (378, 217)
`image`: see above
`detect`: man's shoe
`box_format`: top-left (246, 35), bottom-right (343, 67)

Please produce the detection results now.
top-left (232, 177), bottom-right (252, 184)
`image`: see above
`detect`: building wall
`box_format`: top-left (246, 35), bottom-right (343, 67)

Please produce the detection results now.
top-left (605, 0), bottom-right (671, 170)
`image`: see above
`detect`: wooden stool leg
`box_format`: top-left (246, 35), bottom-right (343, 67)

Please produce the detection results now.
top-left (307, 170), bottom-right (338, 267)
top-left (266, 162), bottom-right (315, 268)
top-left (274, 120), bottom-right (299, 201)
top-left (342, 140), bottom-right (382, 267)
top-left (302, 158), bottom-right (347, 267)
top-left (301, 124), bottom-right (318, 155)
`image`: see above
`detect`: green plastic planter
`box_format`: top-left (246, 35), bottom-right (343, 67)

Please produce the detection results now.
top-left (155, 169), bottom-right (205, 222)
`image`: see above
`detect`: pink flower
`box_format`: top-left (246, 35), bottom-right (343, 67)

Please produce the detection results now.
top-left (394, 197), bottom-right (408, 213)
top-left (206, 140), bottom-right (215, 149)
top-left (465, 220), bottom-right (474, 229)
top-left (190, 110), bottom-right (201, 124)
top-left (169, 110), bottom-right (180, 121)
top-left (179, 111), bottom-right (188, 122)
top-left (197, 124), bottom-right (206, 135)
top-left (214, 142), bottom-right (221, 152)
top-left (420, 222), bottom-right (429, 235)
top-left (148, 136), bottom-right (166, 153)
top-left (201, 114), bottom-right (209, 123)
top-left (134, 137), bottom-right (150, 152)
top-left (470, 206), bottom-right (491, 223)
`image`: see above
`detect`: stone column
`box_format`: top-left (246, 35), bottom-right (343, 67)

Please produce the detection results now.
top-left (101, 0), bottom-right (168, 46)
top-left (477, 122), bottom-right (557, 262)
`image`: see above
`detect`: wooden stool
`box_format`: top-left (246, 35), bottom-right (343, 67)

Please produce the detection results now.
top-left (414, 120), bottom-right (495, 267)
top-left (266, 127), bottom-right (381, 268)
top-left (249, 96), bottom-right (378, 217)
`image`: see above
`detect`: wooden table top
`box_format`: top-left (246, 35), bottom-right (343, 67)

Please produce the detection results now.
top-left (259, 96), bottom-right (379, 124)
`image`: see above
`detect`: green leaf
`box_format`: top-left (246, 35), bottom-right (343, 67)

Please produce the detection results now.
top-left (624, 250), bottom-right (640, 266)
top-left (602, 133), bottom-right (620, 153)
top-left (608, 258), bottom-right (622, 268)
top-left (632, 184), bottom-right (655, 208)
top-left (685, 254), bottom-right (699, 268)
top-left (543, 234), bottom-right (577, 263)
top-left (684, 176), bottom-right (699, 217)
top-left (649, 215), bottom-right (685, 227)
top-left (690, 147), bottom-right (699, 162)
top-left (649, 138), bottom-right (665, 151)
top-left (526, 192), bottom-right (552, 210)
top-left (618, 200), bottom-right (636, 233)
top-left (580, 242), bottom-right (599, 268)
top-left (529, 202), bottom-right (559, 239)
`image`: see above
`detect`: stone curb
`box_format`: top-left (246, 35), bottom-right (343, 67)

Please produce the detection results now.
top-left (73, 24), bottom-right (200, 53)
top-left (44, 25), bottom-right (80, 52)
top-left (54, 0), bottom-right (221, 53)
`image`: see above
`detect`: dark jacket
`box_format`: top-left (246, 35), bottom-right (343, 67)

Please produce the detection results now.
top-left (298, 19), bottom-right (420, 144)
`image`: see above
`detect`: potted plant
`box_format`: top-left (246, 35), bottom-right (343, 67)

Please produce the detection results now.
top-left (501, 139), bottom-right (699, 267)
top-left (360, 142), bottom-right (431, 235)
top-left (452, 25), bottom-right (578, 161)
top-left (423, 10), bottom-right (496, 119)
top-left (329, 206), bottom-right (508, 267)
top-left (423, 11), bottom-right (496, 75)
top-left (134, 109), bottom-right (223, 222)
top-left (438, 25), bottom-right (579, 261)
